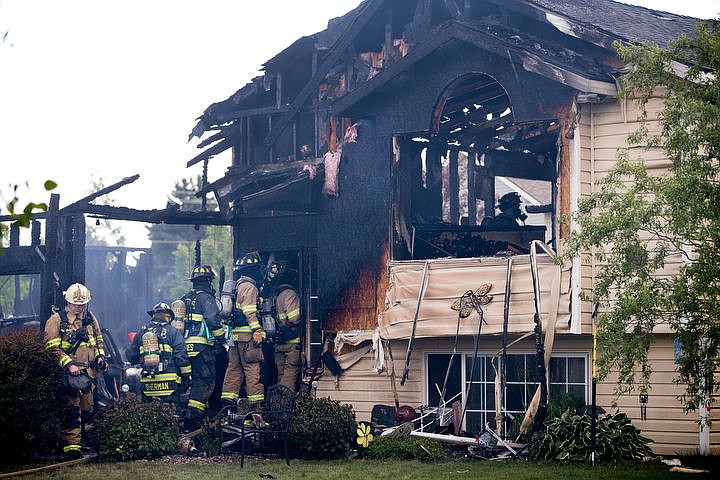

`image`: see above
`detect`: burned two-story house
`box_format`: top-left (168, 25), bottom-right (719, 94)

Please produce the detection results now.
top-left (187, 0), bottom-right (717, 455)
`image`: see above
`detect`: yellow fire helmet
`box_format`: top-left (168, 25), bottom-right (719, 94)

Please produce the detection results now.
top-left (147, 302), bottom-right (175, 320)
top-left (235, 251), bottom-right (261, 268)
top-left (64, 283), bottom-right (92, 305)
top-left (189, 265), bottom-right (216, 281)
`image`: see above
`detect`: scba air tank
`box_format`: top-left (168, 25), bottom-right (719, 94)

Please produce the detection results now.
top-left (142, 330), bottom-right (161, 371)
top-left (220, 279), bottom-right (236, 317)
top-left (170, 299), bottom-right (185, 333)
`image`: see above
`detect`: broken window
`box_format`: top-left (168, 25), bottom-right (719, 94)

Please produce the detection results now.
top-left (391, 73), bottom-right (558, 260)
top-left (426, 352), bottom-right (587, 437)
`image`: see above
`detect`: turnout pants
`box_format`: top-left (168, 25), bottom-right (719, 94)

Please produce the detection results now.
top-left (186, 346), bottom-right (215, 423)
top-left (222, 340), bottom-right (264, 406)
top-left (60, 388), bottom-right (93, 454)
top-left (274, 342), bottom-right (301, 391)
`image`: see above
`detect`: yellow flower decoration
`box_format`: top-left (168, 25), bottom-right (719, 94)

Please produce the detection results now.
top-left (356, 422), bottom-right (374, 448)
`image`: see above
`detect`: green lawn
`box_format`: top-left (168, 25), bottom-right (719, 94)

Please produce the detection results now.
top-left (16, 457), bottom-right (718, 480)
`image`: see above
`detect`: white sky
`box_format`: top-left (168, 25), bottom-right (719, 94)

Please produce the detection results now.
top-left (1, 0), bottom-right (719, 247)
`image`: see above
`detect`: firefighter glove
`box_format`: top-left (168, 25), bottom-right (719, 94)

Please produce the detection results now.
top-left (94, 355), bottom-right (108, 372)
top-left (252, 328), bottom-right (264, 346)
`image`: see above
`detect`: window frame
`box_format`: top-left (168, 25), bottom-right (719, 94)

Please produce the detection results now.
top-left (424, 350), bottom-right (589, 436)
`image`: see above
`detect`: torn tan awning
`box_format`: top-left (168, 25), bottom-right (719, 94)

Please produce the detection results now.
top-left (378, 254), bottom-right (571, 340)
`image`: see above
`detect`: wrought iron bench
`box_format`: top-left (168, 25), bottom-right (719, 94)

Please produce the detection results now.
top-left (220, 383), bottom-right (296, 467)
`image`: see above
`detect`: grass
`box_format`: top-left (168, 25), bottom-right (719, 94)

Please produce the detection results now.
top-left (13, 457), bottom-right (718, 480)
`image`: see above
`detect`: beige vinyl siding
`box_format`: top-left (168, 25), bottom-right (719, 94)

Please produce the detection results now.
top-left (595, 335), bottom-right (703, 456)
top-left (576, 96), bottom-right (678, 336)
top-left (315, 335), bottom-right (589, 422)
top-left (313, 339), bottom-right (422, 422)
top-left (711, 390), bottom-right (720, 455)
top-left (315, 335), bottom-right (706, 454)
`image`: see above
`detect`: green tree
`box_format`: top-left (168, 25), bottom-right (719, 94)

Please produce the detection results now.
top-left (563, 23), bottom-right (720, 416)
top-left (1, 182), bottom-right (56, 318)
top-left (148, 176), bottom-right (231, 302)
top-left (169, 225), bottom-right (232, 300)
top-left (0, 181), bottom-right (57, 253)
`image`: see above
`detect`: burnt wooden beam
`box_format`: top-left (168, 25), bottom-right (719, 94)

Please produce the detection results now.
top-left (445, 86), bottom-right (509, 113)
top-left (449, 149), bottom-right (459, 224)
top-left (62, 175), bottom-right (139, 211)
top-left (276, 72), bottom-right (283, 109)
top-left (82, 204), bottom-right (229, 226)
top-left (0, 246), bottom-right (45, 275)
top-left (264, 0), bottom-right (385, 148)
top-left (444, 83), bottom-right (507, 112)
top-left (441, 94), bottom-right (512, 131)
top-left (71, 214), bottom-right (85, 284)
top-left (187, 138), bottom-right (233, 167)
top-left (9, 225), bottom-right (19, 247)
top-left (31, 220), bottom-right (41, 245)
top-left (197, 129), bottom-right (227, 149)
top-left (467, 149), bottom-right (477, 225)
top-left (480, 166), bottom-right (495, 220)
top-left (210, 105), bottom-right (290, 125)
top-left (40, 194), bottom-right (60, 327)
top-left (484, 149), bottom-right (556, 181)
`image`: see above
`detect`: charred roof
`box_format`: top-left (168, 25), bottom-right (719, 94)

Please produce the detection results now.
top-left (188, 0), bottom-right (701, 152)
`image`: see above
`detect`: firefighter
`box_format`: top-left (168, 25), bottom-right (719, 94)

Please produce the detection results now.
top-left (125, 302), bottom-right (191, 405)
top-left (44, 283), bottom-right (108, 459)
top-left (271, 265), bottom-right (302, 391)
top-left (481, 191), bottom-right (527, 228)
top-left (220, 251), bottom-right (265, 415)
top-left (180, 265), bottom-right (225, 432)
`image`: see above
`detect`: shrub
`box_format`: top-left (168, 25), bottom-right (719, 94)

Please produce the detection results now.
top-left (0, 329), bottom-right (63, 465)
top-left (507, 393), bottom-right (581, 440)
top-left (365, 435), bottom-right (446, 461)
top-left (546, 392), bottom-right (579, 420)
top-left (200, 416), bottom-right (222, 456)
top-left (288, 394), bottom-right (356, 459)
top-left (529, 410), bottom-right (653, 462)
top-left (95, 397), bottom-right (178, 461)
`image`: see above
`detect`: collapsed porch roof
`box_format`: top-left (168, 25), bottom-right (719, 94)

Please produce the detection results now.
top-left (206, 158), bottom-right (325, 216)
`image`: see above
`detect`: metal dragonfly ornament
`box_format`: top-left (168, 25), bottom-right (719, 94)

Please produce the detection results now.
top-left (450, 283), bottom-right (493, 318)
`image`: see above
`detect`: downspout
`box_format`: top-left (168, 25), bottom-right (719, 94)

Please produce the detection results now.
top-left (569, 101), bottom-right (582, 334)
top-left (683, 240), bottom-right (710, 455)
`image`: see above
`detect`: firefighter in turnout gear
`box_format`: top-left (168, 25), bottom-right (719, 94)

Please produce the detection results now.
top-left (220, 251), bottom-right (265, 415)
top-left (44, 283), bottom-right (108, 459)
top-left (271, 266), bottom-right (302, 391)
top-left (125, 303), bottom-right (191, 405)
top-left (180, 265), bottom-right (225, 432)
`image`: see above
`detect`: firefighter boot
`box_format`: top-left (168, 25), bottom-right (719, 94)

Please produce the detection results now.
top-left (181, 409), bottom-right (202, 434)
top-left (81, 410), bottom-right (96, 452)
top-left (247, 402), bottom-right (266, 428)
top-left (236, 398), bottom-right (250, 416)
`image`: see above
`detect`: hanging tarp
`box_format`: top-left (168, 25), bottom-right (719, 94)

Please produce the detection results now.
top-left (378, 254), bottom-right (571, 340)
